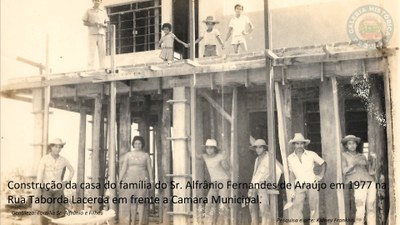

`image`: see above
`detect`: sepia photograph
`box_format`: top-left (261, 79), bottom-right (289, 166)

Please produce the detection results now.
top-left (1, 0), bottom-right (399, 224)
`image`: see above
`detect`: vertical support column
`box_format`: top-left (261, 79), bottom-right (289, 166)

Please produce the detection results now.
top-left (32, 89), bottom-right (44, 175)
top-left (384, 57), bottom-right (396, 225)
top-left (367, 75), bottom-right (386, 224)
top-left (119, 95), bottom-right (131, 156)
top-left (210, 104), bottom-right (216, 139)
top-left (108, 81), bottom-right (117, 212)
top-left (43, 34), bottom-right (50, 155)
top-left (319, 77), bottom-right (345, 222)
top-left (266, 65), bottom-right (277, 222)
top-left (161, 91), bottom-right (172, 225)
top-left (172, 87), bottom-right (190, 225)
top-left (92, 95), bottom-right (102, 211)
top-left (108, 23), bottom-right (118, 212)
top-left (76, 107), bottom-right (86, 211)
top-left (190, 83), bottom-right (199, 225)
top-left (230, 87), bottom-right (239, 225)
top-left (275, 82), bottom-right (292, 217)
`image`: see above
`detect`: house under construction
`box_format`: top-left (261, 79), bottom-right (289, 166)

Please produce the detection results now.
top-left (1, 0), bottom-right (397, 225)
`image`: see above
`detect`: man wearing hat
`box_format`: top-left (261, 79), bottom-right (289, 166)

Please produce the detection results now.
top-left (195, 16), bottom-right (225, 57)
top-left (249, 139), bottom-right (282, 225)
top-left (287, 133), bottom-right (326, 224)
top-left (34, 138), bottom-right (75, 224)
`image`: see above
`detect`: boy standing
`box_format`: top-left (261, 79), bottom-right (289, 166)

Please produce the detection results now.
top-left (159, 23), bottom-right (189, 65)
top-left (83, 0), bottom-right (109, 69)
top-left (225, 4), bottom-right (254, 54)
top-left (249, 139), bottom-right (283, 225)
top-left (195, 16), bottom-right (225, 57)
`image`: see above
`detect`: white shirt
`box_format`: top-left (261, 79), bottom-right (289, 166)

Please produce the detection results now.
top-left (251, 152), bottom-right (282, 184)
top-left (228, 15), bottom-right (252, 37)
top-left (288, 150), bottom-right (325, 183)
top-left (83, 7), bottom-right (109, 35)
top-left (36, 154), bottom-right (72, 183)
top-left (202, 29), bottom-right (220, 46)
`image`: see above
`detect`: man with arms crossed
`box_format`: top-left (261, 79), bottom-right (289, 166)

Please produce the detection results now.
top-left (287, 133), bottom-right (326, 225)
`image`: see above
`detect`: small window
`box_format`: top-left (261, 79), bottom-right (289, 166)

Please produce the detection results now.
top-left (107, 1), bottom-right (162, 54)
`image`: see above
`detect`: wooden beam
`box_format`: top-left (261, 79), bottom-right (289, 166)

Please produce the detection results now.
top-left (76, 107), bottom-right (86, 210)
top-left (272, 48), bottom-right (396, 66)
top-left (1, 59), bottom-right (266, 91)
top-left (367, 75), bottom-right (386, 224)
top-left (274, 58), bottom-right (386, 81)
top-left (91, 95), bottom-right (102, 211)
top-left (31, 89), bottom-right (44, 176)
top-left (266, 65), bottom-right (278, 222)
top-left (384, 57), bottom-right (396, 225)
top-left (172, 87), bottom-right (190, 225)
top-left (319, 77), bottom-right (345, 221)
top-left (119, 95), bottom-right (131, 156)
top-left (199, 91), bottom-right (232, 123)
top-left (275, 82), bottom-right (291, 217)
top-left (155, 122), bottom-right (163, 224)
top-left (190, 81), bottom-right (200, 225)
top-left (230, 87), bottom-right (239, 225)
top-left (108, 81), bottom-right (117, 212)
top-left (161, 91), bottom-right (172, 225)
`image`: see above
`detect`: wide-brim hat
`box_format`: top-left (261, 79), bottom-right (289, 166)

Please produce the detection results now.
top-left (249, 139), bottom-right (268, 150)
top-left (203, 139), bottom-right (218, 149)
top-left (341, 135), bottom-right (361, 145)
top-left (289, 133), bottom-right (310, 146)
top-left (203, 16), bottom-right (219, 24)
top-left (49, 138), bottom-right (66, 146)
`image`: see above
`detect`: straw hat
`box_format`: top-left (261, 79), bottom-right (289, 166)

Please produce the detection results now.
top-left (203, 139), bottom-right (218, 147)
top-left (249, 139), bottom-right (268, 150)
top-left (49, 138), bottom-right (66, 146)
top-left (288, 133), bottom-right (310, 146)
top-left (203, 16), bottom-right (219, 24)
top-left (341, 135), bottom-right (361, 145)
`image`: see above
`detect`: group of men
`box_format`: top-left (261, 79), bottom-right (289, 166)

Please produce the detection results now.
top-left (249, 133), bottom-right (326, 225)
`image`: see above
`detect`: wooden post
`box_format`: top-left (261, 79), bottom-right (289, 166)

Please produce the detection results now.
top-left (155, 122), bottom-right (163, 224)
top-left (190, 81), bottom-right (201, 225)
top-left (42, 34), bottom-right (50, 155)
top-left (264, 0), bottom-right (278, 220)
top-left (319, 77), bottom-right (345, 223)
top-left (275, 82), bottom-right (291, 217)
top-left (76, 107), bottom-right (86, 211)
top-left (210, 104), bottom-right (216, 139)
top-left (384, 57), bottom-right (396, 225)
top-left (367, 75), bottom-right (386, 224)
top-left (161, 91), bottom-right (172, 225)
top-left (230, 87), bottom-right (238, 225)
top-left (31, 89), bottom-right (44, 175)
top-left (119, 95), bottom-right (131, 157)
top-left (108, 82), bottom-right (117, 212)
top-left (107, 24), bottom-right (118, 213)
top-left (172, 87), bottom-right (190, 225)
top-left (91, 95), bottom-right (102, 211)
top-left (266, 65), bottom-right (278, 222)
